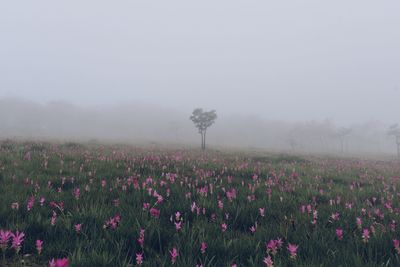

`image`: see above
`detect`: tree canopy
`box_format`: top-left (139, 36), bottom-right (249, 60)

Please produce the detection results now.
top-left (190, 108), bottom-right (217, 150)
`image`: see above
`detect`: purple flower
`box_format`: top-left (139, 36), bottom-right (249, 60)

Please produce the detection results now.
top-left (11, 231), bottom-right (25, 254)
top-left (0, 230), bottom-right (12, 251)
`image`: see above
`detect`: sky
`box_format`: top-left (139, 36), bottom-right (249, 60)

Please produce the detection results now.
top-left (0, 0), bottom-right (399, 125)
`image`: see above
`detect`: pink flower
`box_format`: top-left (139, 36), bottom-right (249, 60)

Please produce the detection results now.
top-left (51, 211), bottom-right (57, 226)
top-left (287, 243), bottom-right (298, 259)
top-left (49, 258), bottom-right (69, 267)
top-left (331, 212), bottom-right (340, 221)
top-left (218, 200), bottom-right (224, 210)
top-left (362, 228), bottom-right (370, 243)
top-left (259, 208), bottom-right (265, 217)
top-left (336, 228), bottom-right (343, 240)
top-left (27, 196), bottom-right (35, 211)
top-left (266, 238), bottom-right (282, 255)
top-left (169, 247), bottom-right (178, 264)
top-left (267, 240), bottom-right (278, 254)
top-left (393, 239), bottom-right (400, 255)
top-left (249, 222), bottom-right (257, 233)
top-left (150, 208), bottom-right (160, 218)
top-left (226, 188), bottom-right (237, 202)
top-left (137, 229), bottom-right (145, 248)
top-left (11, 231), bottom-right (25, 254)
top-left (276, 238), bottom-right (283, 247)
top-left (36, 239), bottom-right (43, 255)
top-left (11, 202), bottom-right (19, 210)
top-left (156, 194), bottom-right (164, 204)
top-left (200, 242), bottom-right (207, 254)
top-left (74, 224), bottom-right (82, 234)
top-left (175, 221), bottom-right (182, 231)
top-left (221, 223), bottom-right (227, 232)
top-left (40, 197), bottom-right (46, 206)
top-left (103, 214), bottom-right (121, 230)
top-left (136, 252), bottom-right (143, 265)
top-left (0, 230), bottom-right (12, 250)
top-left (57, 258), bottom-right (69, 267)
top-left (73, 188), bottom-right (80, 200)
top-left (142, 202), bottom-right (150, 210)
top-left (356, 217), bottom-right (362, 229)
top-left (390, 220), bottom-right (396, 232)
top-left (263, 255), bottom-right (274, 267)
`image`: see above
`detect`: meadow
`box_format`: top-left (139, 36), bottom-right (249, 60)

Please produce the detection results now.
top-left (0, 140), bottom-right (400, 267)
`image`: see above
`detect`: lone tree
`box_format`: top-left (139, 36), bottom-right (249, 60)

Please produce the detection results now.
top-left (336, 127), bottom-right (352, 153)
top-left (388, 124), bottom-right (400, 158)
top-left (190, 108), bottom-right (217, 151)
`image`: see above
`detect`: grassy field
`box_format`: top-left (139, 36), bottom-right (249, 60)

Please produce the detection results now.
top-left (0, 140), bottom-right (400, 266)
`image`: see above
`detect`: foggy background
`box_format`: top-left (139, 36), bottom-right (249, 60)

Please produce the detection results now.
top-left (0, 1), bottom-right (399, 156)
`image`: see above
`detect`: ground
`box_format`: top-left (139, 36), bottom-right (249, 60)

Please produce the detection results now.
top-left (0, 140), bottom-right (400, 266)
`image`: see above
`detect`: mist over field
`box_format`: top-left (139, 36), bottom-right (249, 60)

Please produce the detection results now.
top-left (0, 97), bottom-right (396, 156)
top-left (1, 0), bottom-right (399, 156)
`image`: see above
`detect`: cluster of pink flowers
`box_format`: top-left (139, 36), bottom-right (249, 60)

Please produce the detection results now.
top-left (103, 214), bottom-right (121, 229)
top-left (264, 239), bottom-right (298, 264)
top-left (0, 230), bottom-right (25, 254)
top-left (135, 228), bottom-right (146, 265)
top-left (266, 238), bottom-right (283, 255)
top-left (5, 144), bottom-right (400, 266)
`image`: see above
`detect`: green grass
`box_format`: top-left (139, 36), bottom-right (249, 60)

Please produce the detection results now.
top-left (0, 140), bottom-right (400, 266)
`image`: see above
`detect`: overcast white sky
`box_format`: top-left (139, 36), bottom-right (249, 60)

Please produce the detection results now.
top-left (0, 0), bottom-right (399, 125)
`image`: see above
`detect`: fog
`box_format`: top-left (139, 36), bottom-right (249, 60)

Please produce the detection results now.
top-left (0, 98), bottom-right (397, 157)
top-left (0, 1), bottom-right (399, 156)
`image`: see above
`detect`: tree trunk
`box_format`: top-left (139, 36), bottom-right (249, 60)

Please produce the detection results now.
top-left (203, 130), bottom-right (207, 151)
top-left (202, 135), bottom-right (204, 151)
top-left (198, 130), bottom-right (208, 151)
top-left (200, 132), bottom-right (203, 150)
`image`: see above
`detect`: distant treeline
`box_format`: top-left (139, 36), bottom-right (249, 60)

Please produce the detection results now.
top-left (0, 98), bottom-right (396, 156)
